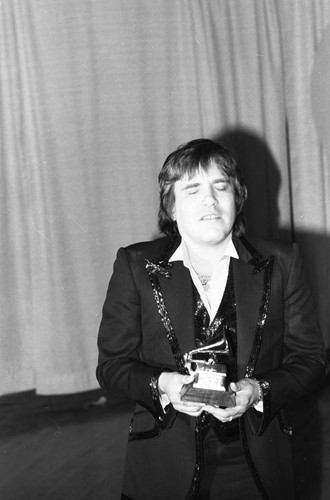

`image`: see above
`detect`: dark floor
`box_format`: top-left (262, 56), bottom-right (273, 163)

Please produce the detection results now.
top-left (1, 377), bottom-right (330, 500)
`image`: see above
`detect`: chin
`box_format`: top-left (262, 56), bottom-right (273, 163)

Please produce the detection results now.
top-left (201, 232), bottom-right (230, 245)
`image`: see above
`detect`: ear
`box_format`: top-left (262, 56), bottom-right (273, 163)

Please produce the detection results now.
top-left (171, 208), bottom-right (176, 221)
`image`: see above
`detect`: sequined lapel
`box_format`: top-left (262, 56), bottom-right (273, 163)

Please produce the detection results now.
top-left (144, 240), bottom-right (195, 373)
top-left (233, 237), bottom-right (274, 379)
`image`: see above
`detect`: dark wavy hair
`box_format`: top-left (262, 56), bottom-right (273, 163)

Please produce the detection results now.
top-left (158, 138), bottom-right (247, 237)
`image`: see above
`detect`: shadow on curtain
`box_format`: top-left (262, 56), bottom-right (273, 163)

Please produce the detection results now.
top-left (214, 128), bottom-right (327, 500)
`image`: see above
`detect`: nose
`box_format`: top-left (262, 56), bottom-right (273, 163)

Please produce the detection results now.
top-left (202, 186), bottom-right (218, 206)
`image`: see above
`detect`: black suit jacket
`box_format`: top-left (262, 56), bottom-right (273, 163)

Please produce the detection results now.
top-left (97, 235), bottom-right (327, 500)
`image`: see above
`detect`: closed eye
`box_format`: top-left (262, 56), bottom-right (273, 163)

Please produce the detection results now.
top-left (214, 181), bottom-right (229, 191)
top-left (183, 183), bottom-right (200, 195)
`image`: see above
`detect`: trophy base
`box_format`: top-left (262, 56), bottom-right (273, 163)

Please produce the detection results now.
top-left (180, 384), bottom-right (235, 407)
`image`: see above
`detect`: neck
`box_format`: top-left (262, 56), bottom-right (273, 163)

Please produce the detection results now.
top-left (183, 237), bottom-right (231, 275)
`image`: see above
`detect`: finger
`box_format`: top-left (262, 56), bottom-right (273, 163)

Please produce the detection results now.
top-left (203, 405), bottom-right (229, 417)
top-left (175, 405), bottom-right (204, 416)
top-left (174, 398), bottom-right (204, 409)
top-left (203, 405), bottom-right (242, 420)
top-left (229, 381), bottom-right (238, 392)
top-left (231, 380), bottom-right (247, 392)
top-left (180, 374), bottom-right (195, 384)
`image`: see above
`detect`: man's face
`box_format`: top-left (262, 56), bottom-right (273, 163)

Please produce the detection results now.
top-left (172, 163), bottom-right (236, 250)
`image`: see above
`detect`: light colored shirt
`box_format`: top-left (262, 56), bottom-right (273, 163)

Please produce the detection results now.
top-left (169, 237), bottom-right (238, 323)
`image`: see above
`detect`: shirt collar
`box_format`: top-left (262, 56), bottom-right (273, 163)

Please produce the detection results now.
top-left (169, 236), bottom-right (239, 265)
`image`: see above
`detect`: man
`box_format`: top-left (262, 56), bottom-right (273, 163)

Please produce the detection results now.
top-left (97, 139), bottom-right (327, 499)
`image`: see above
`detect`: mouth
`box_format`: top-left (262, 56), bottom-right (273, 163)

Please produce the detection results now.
top-left (201, 213), bottom-right (221, 221)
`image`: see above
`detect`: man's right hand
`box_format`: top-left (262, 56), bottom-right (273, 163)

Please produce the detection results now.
top-left (158, 371), bottom-right (205, 416)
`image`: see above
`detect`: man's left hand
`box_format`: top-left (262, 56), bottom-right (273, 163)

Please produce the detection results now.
top-left (202, 378), bottom-right (260, 423)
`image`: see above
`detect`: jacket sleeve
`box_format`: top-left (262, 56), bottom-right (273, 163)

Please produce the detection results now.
top-left (96, 247), bottom-right (175, 426)
top-left (248, 243), bottom-right (328, 435)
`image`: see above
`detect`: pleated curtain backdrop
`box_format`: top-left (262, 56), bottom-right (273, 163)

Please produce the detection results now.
top-left (1, 0), bottom-right (329, 395)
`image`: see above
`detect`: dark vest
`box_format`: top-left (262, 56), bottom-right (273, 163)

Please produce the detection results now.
top-left (192, 260), bottom-right (240, 443)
